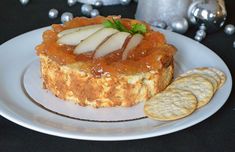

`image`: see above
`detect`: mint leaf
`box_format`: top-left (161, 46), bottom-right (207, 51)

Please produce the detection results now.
top-left (103, 20), bottom-right (115, 28)
top-left (130, 24), bottom-right (147, 34)
top-left (112, 18), bottom-right (129, 32)
top-left (102, 18), bottom-right (147, 35)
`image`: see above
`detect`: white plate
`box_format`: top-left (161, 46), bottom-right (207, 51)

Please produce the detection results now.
top-left (23, 60), bottom-right (182, 122)
top-left (0, 27), bottom-right (232, 141)
top-left (23, 60), bottom-right (147, 122)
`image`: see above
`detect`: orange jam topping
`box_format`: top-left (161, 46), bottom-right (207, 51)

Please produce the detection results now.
top-left (36, 16), bottom-right (176, 77)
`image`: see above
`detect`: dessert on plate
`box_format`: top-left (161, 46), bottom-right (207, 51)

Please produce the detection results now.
top-left (36, 16), bottom-right (176, 108)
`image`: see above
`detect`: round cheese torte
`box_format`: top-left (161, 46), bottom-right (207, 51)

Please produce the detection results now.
top-left (36, 16), bottom-right (176, 108)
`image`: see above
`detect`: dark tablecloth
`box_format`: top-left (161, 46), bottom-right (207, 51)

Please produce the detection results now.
top-left (0, 0), bottom-right (235, 151)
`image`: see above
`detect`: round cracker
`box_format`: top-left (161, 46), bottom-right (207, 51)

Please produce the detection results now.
top-left (144, 89), bottom-right (197, 121)
top-left (168, 74), bottom-right (214, 108)
top-left (209, 68), bottom-right (226, 88)
top-left (195, 67), bottom-right (221, 86)
top-left (177, 68), bottom-right (220, 92)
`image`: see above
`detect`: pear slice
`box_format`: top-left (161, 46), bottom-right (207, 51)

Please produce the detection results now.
top-left (94, 32), bottom-right (131, 58)
top-left (57, 24), bottom-right (103, 38)
top-left (74, 28), bottom-right (119, 55)
top-left (57, 25), bottom-right (104, 45)
top-left (122, 34), bottom-right (143, 60)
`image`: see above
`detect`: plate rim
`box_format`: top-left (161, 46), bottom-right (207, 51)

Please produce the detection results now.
top-left (0, 26), bottom-right (233, 141)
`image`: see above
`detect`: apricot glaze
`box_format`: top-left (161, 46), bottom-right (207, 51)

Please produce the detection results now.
top-left (36, 16), bottom-right (176, 76)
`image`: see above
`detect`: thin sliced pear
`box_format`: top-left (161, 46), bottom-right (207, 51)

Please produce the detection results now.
top-left (57, 24), bottom-right (103, 38)
top-left (94, 32), bottom-right (130, 58)
top-left (122, 34), bottom-right (143, 60)
top-left (74, 28), bottom-right (119, 55)
top-left (57, 27), bottom-right (81, 38)
top-left (57, 25), bottom-right (104, 45)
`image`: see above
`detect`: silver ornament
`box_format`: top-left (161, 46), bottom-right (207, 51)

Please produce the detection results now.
top-left (90, 9), bottom-right (100, 18)
top-left (94, 0), bottom-right (103, 8)
top-left (196, 30), bottom-right (206, 39)
top-left (77, 0), bottom-right (120, 6)
top-left (81, 4), bottom-right (93, 16)
top-left (61, 12), bottom-right (73, 23)
top-left (194, 35), bottom-right (203, 42)
top-left (187, 0), bottom-right (227, 33)
top-left (224, 24), bottom-right (235, 35)
top-left (120, 0), bottom-right (131, 5)
top-left (151, 21), bottom-right (167, 29)
top-left (166, 26), bottom-right (173, 32)
top-left (67, 0), bottom-right (77, 6)
top-left (19, 0), bottom-right (29, 5)
top-left (170, 17), bottom-right (188, 34)
top-left (233, 41), bottom-right (235, 48)
top-left (48, 9), bottom-right (59, 19)
top-left (199, 24), bottom-right (207, 31)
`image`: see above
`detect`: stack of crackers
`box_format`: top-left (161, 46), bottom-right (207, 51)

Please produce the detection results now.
top-left (144, 67), bottom-right (226, 121)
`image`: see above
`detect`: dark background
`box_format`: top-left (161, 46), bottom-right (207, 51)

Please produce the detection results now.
top-left (0, 0), bottom-right (235, 151)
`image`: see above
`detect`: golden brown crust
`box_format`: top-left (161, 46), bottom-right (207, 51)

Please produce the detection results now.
top-left (40, 54), bottom-right (174, 108)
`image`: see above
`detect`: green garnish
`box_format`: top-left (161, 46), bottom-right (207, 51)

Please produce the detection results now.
top-left (130, 23), bottom-right (147, 34)
top-left (103, 18), bottom-right (147, 35)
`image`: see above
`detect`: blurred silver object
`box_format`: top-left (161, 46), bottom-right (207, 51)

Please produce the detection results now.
top-left (77, 0), bottom-right (120, 5)
top-left (19, 0), bottom-right (29, 5)
top-left (224, 24), bottom-right (235, 35)
top-left (166, 26), bottom-right (173, 31)
top-left (194, 24), bottom-right (207, 42)
top-left (188, 0), bottom-right (227, 32)
top-left (120, 0), bottom-right (131, 5)
top-left (199, 23), bottom-right (207, 30)
top-left (169, 17), bottom-right (189, 34)
top-left (135, 0), bottom-right (192, 25)
top-left (94, 0), bottom-right (103, 7)
top-left (81, 4), bottom-right (93, 16)
top-left (233, 41), bottom-right (235, 48)
top-left (68, 0), bottom-right (77, 6)
top-left (196, 29), bottom-right (206, 38)
top-left (151, 20), bottom-right (167, 29)
top-left (90, 9), bottom-right (100, 17)
top-left (194, 34), bottom-right (203, 41)
top-left (61, 12), bottom-right (73, 23)
top-left (48, 9), bottom-right (59, 19)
